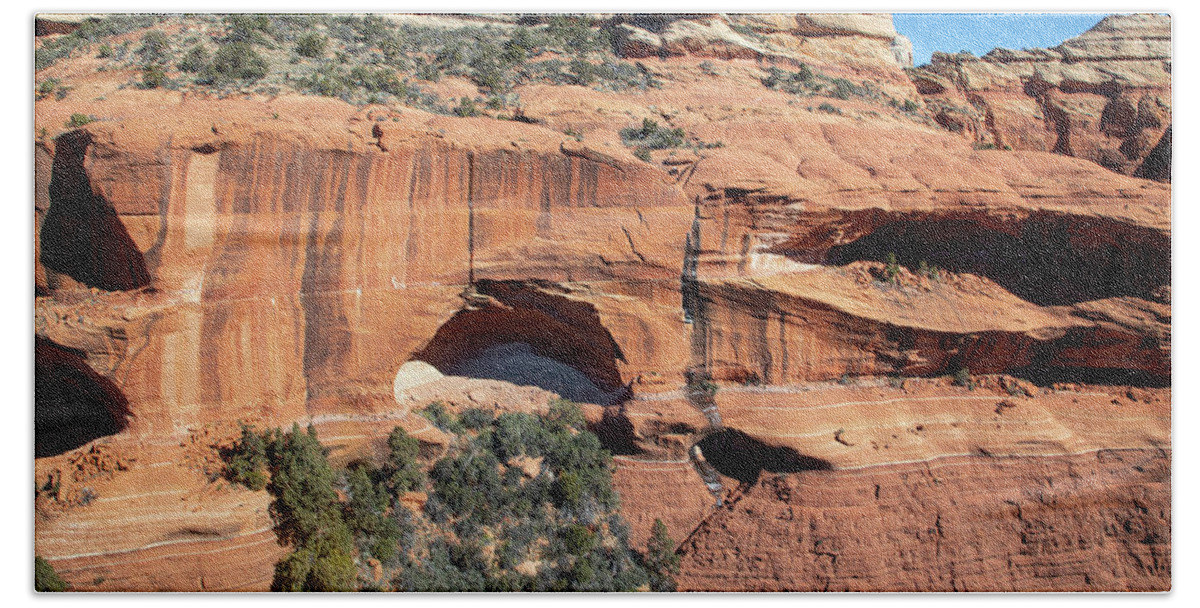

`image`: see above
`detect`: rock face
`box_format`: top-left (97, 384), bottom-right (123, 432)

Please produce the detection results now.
top-left (34, 12), bottom-right (1169, 592)
top-left (908, 14), bottom-right (1171, 180)
top-left (677, 448), bottom-right (1170, 591)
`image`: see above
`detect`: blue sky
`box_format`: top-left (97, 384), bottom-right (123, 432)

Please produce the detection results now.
top-left (892, 13), bottom-right (1108, 66)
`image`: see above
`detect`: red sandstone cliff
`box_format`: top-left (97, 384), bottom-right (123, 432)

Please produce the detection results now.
top-left (34, 13), bottom-right (1169, 592)
top-left (907, 14), bottom-right (1171, 180)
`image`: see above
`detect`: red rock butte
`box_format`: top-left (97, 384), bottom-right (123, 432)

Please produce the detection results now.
top-left (34, 13), bottom-right (1169, 591)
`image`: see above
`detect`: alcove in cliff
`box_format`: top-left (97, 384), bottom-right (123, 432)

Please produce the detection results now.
top-left (35, 337), bottom-right (132, 458)
top-left (40, 130), bottom-right (150, 292)
top-left (824, 214), bottom-right (1169, 306)
top-left (413, 280), bottom-right (630, 405)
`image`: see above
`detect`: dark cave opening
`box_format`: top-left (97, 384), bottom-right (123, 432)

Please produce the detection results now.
top-left (40, 130), bottom-right (150, 292)
top-left (696, 428), bottom-right (832, 484)
top-left (35, 337), bottom-right (132, 459)
top-left (824, 216), bottom-right (1169, 306)
top-left (414, 281), bottom-right (630, 406)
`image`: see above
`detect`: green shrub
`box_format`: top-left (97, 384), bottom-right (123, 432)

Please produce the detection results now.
top-left (263, 424), bottom-right (357, 592)
top-left (343, 465), bottom-right (402, 562)
top-left (96, 44), bottom-right (113, 59)
top-left (545, 398), bottom-right (586, 432)
top-left (885, 252), bottom-right (901, 283)
top-left (621, 118), bottom-right (685, 150)
top-left (453, 96), bottom-right (480, 118)
top-left (817, 102), bottom-right (842, 115)
top-left (459, 408), bottom-right (495, 431)
top-left (829, 77), bottom-right (865, 100)
top-left (272, 538), bottom-right (356, 592)
top-left (420, 401), bottom-right (465, 434)
top-left (177, 45), bottom-right (210, 73)
top-left (65, 113), bottom-right (93, 128)
top-left (35, 556), bottom-right (67, 592)
top-left (546, 15), bottom-right (600, 56)
top-left (761, 64), bottom-right (818, 94)
top-left (202, 42), bottom-right (269, 84)
top-left (136, 30), bottom-right (170, 64)
top-left (140, 63), bottom-right (166, 89)
top-left (222, 14), bottom-right (274, 46)
top-left (35, 15), bottom-right (162, 70)
top-left (295, 33), bottom-right (327, 58)
top-left (36, 78), bottom-right (60, 100)
top-left (953, 368), bottom-right (973, 389)
top-left (265, 424), bottom-right (347, 547)
top-left (298, 66), bottom-right (350, 98)
top-left (561, 523), bottom-right (596, 555)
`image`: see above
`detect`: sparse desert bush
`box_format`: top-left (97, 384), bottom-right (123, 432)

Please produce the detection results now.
top-left (294, 33), bottom-right (328, 58)
top-left (953, 368), bottom-right (974, 390)
top-left (136, 30), bottom-right (170, 64)
top-left (140, 63), bottom-right (166, 89)
top-left (177, 45), bottom-right (210, 73)
top-left (621, 118), bottom-right (685, 150)
top-left (65, 113), bottom-right (94, 128)
top-left (885, 252), bottom-right (901, 283)
top-left (201, 42), bottom-right (269, 84)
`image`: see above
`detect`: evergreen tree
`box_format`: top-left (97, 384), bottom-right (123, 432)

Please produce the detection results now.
top-left (384, 426), bottom-right (423, 493)
top-left (35, 556), bottom-right (67, 592)
top-left (644, 519), bottom-right (680, 592)
top-left (266, 424), bottom-right (356, 592)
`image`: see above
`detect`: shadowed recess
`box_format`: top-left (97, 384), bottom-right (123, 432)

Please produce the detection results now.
top-left (40, 130), bottom-right (150, 292)
top-left (35, 337), bottom-right (131, 458)
top-left (1010, 365), bottom-right (1169, 389)
top-left (696, 428), bottom-right (832, 484)
top-left (824, 216), bottom-right (1168, 306)
top-left (1134, 125), bottom-right (1171, 182)
top-left (415, 280), bottom-right (630, 405)
top-left (587, 407), bottom-right (640, 455)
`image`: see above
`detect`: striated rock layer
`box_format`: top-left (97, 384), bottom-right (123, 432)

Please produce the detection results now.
top-left (908, 14), bottom-right (1171, 180)
top-left (34, 12), bottom-right (1170, 592)
top-left (676, 448), bottom-right (1170, 591)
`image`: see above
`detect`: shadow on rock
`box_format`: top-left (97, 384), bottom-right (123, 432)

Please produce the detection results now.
top-left (696, 428), bottom-right (832, 484)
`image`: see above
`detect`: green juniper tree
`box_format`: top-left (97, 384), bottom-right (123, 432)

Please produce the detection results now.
top-left (644, 518), bottom-right (680, 591)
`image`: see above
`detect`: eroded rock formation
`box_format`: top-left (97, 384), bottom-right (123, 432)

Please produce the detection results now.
top-left (34, 12), bottom-right (1170, 592)
top-left (908, 14), bottom-right (1171, 180)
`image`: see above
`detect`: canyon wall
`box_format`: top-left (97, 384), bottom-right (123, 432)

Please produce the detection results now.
top-left (34, 12), bottom-right (1170, 592)
top-left (677, 448), bottom-right (1170, 591)
top-left (908, 14), bottom-right (1171, 180)
top-left (35, 114), bottom-right (693, 439)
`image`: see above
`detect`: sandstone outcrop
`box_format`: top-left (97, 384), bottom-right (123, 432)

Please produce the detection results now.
top-left (907, 14), bottom-right (1171, 180)
top-left (677, 448), bottom-right (1169, 591)
top-left (34, 12), bottom-right (1170, 592)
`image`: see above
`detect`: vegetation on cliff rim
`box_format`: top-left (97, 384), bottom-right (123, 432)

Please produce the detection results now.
top-left (37, 14), bottom-right (661, 117)
top-left (223, 399), bottom-right (676, 591)
top-left (621, 118), bottom-right (722, 162)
